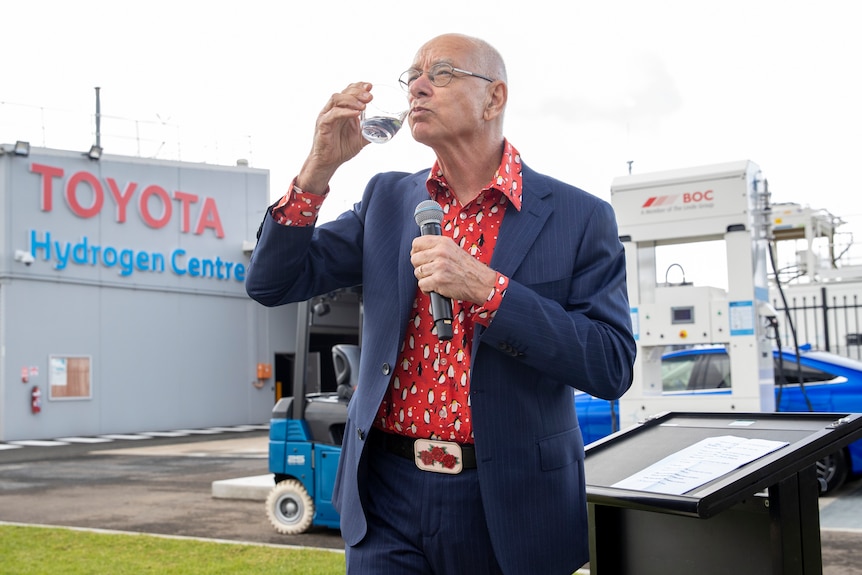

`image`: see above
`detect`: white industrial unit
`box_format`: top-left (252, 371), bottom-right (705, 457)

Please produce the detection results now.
top-left (612, 160), bottom-right (776, 427)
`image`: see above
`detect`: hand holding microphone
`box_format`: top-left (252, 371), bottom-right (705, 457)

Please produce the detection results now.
top-left (414, 200), bottom-right (454, 341)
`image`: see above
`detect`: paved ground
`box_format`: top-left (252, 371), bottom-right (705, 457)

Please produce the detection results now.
top-left (1, 428), bottom-right (861, 573)
top-left (0, 428), bottom-right (344, 551)
top-left (818, 478), bottom-right (862, 575)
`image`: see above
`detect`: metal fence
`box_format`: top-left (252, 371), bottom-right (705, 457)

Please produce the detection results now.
top-left (772, 285), bottom-right (862, 360)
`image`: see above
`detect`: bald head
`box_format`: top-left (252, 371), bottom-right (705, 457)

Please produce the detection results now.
top-left (417, 33), bottom-right (507, 84)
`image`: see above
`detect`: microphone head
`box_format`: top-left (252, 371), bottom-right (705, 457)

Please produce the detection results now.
top-left (414, 200), bottom-right (444, 227)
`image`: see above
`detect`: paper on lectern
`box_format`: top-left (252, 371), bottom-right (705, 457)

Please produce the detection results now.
top-left (611, 435), bottom-right (789, 495)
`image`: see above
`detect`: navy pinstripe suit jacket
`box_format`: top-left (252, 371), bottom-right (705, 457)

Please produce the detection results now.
top-left (246, 162), bottom-right (636, 574)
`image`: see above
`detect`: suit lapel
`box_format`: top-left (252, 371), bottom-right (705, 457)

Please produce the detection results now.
top-left (396, 176), bottom-right (431, 339)
top-left (491, 168), bottom-right (553, 279)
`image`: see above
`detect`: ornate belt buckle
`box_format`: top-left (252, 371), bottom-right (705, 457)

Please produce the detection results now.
top-left (413, 438), bottom-right (463, 474)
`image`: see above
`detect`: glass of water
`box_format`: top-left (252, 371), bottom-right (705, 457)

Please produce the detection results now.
top-left (360, 84), bottom-right (409, 143)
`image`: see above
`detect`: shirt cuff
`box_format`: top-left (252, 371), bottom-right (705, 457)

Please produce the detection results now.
top-left (270, 178), bottom-right (329, 226)
top-left (469, 273), bottom-right (509, 326)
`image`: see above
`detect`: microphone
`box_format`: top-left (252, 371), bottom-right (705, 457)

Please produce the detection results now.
top-left (414, 200), bottom-right (453, 341)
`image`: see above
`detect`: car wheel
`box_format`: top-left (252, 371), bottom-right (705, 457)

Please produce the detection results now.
top-left (816, 450), bottom-right (848, 494)
top-left (266, 479), bottom-right (315, 534)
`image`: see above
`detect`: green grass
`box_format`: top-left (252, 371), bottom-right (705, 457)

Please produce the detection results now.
top-left (0, 524), bottom-right (346, 574)
top-left (0, 524), bottom-right (593, 574)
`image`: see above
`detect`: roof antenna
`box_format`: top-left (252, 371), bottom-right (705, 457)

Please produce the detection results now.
top-left (95, 87), bottom-right (101, 147)
top-left (87, 87), bottom-right (103, 160)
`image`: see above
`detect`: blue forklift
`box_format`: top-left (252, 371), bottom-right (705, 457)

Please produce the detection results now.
top-left (265, 294), bottom-right (359, 534)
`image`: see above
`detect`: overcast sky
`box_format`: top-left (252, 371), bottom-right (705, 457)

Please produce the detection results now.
top-left (3, 0), bottom-right (860, 287)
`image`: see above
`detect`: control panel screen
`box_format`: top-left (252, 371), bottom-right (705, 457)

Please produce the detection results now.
top-left (671, 306), bottom-right (695, 324)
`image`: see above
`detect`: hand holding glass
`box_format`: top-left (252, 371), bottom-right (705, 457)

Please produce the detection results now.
top-left (360, 85), bottom-right (409, 144)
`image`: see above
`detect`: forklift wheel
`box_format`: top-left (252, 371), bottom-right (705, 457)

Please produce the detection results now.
top-left (266, 479), bottom-right (315, 535)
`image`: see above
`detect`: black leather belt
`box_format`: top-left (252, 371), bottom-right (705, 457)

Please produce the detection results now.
top-left (369, 428), bottom-right (477, 470)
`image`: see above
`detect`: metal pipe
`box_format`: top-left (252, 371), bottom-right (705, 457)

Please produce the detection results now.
top-left (94, 87), bottom-right (101, 147)
top-left (292, 300), bottom-right (310, 421)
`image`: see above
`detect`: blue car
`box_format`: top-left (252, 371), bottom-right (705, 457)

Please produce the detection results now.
top-left (576, 345), bottom-right (862, 493)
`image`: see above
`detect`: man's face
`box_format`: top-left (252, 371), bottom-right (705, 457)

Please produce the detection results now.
top-left (405, 37), bottom-right (490, 147)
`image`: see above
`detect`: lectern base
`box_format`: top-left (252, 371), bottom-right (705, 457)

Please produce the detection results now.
top-left (589, 466), bottom-right (822, 575)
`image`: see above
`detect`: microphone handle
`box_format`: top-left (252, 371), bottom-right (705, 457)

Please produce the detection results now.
top-left (430, 292), bottom-right (453, 341)
top-left (419, 221), bottom-right (453, 341)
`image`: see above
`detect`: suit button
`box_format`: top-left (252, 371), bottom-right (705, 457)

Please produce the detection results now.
top-left (357, 428), bottom-right (366, 441)
top-left (381, 363), bottom-right (391, 375)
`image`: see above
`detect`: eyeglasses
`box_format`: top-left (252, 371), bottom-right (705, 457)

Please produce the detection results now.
top-left (399, 62), bottom-right (494, 91)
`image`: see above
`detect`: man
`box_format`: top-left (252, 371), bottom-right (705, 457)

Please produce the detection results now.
top-left (246, 33), bottom-right (635, 575)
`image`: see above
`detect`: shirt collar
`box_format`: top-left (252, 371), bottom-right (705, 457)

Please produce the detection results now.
top-left (426, 139), bottom-right (523, 211)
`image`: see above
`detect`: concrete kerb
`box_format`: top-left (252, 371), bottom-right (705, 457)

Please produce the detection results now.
top-left (211, 474), bottom-right (274, 500)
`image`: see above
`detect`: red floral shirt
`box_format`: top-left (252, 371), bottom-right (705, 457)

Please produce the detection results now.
top-left (272, 141), bottom-right (524, 444)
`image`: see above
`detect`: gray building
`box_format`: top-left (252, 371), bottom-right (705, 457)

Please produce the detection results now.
top-left (0, 143), bottom-right (308, 441)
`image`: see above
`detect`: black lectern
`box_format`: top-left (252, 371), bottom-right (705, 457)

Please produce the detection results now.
top-left (584, 412), bottom-right (862, 575)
